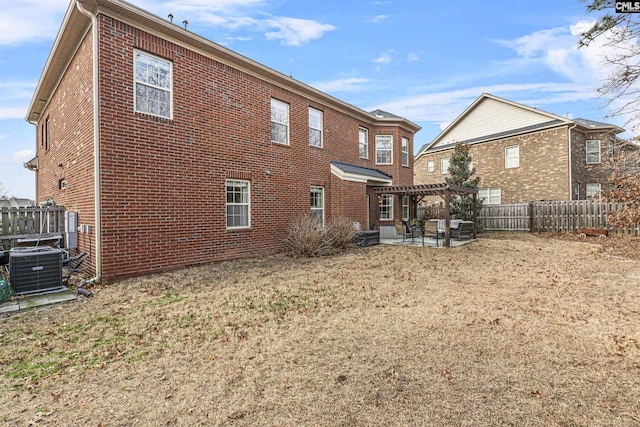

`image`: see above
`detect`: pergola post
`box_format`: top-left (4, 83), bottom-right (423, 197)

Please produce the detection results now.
top-left (472, 192), bottom-right (477, 239)
top-left (444, 188), bottom-right (451, 247)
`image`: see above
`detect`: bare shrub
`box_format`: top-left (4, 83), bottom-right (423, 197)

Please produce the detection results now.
top-left (285, 216), bottom-right (333, 257)
top-left (285, 216), bottom-right (358, 257)
top-left (325, 217), bottom-right (358, 250)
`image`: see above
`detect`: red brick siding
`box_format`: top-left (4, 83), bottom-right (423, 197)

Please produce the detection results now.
top-left (34, 15), bottom-right (415, 281)
top-left (34, 30), bottom-right (96, 271)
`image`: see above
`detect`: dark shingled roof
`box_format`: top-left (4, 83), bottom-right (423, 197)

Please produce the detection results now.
top-left (330, 161), bottom-right (393, 180)
top-left (573, 118), bottom-right (617, 128)
top-left (369, 109), bottom-right (403, 119)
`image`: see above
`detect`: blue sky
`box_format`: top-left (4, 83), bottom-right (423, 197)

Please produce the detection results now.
top-left (0, 0), bottom-right (627, 199)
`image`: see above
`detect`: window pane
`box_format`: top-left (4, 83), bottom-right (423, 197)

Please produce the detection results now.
top-left (134, 51), bottom-right (171, 118)
top-left (226, 180), bottom-right (250, 228)
top-left (505, 146), bottom-right (519, 168)
top-left (379, 194), bottom-right (393, 220)
top-left (359, 128), bottom-right (368, 158)
top-left (441, 158), bottom-right (450, 174)
top-left (376, 135), bottom-right (393, 164)
top-left (309, 128), bottom-right (322, 147)
top-left (271, 122), bottom-right (288, 144)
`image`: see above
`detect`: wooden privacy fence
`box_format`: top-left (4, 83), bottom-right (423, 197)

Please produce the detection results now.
top-left (0, 206), bottom-right (66, 249)
top-left (477, 201), bottom-right (638, 234)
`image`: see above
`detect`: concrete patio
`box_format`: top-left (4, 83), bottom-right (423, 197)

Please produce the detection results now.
top-left (380, 236), bottom-right (475, 247)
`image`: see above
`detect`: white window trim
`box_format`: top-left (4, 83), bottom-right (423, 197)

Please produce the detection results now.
top-left (586, 183), bottom-right (601, 199)
top-left (427, 160), bottom-right (434, 172)
top-left (401, 137), bottom-right (409, 167)
top-left (310, 186), bottom-right (325, 226)
top-left (441, 157), bottom-right (450, 175)
top-left (402, 196), bottom-right (409, 220)
top-left (226, 179), bottom-right (251, 229)
top-left (376, 135), bottom-right (393, 165)
top-left (478, 188), bottom-right (501, 205)
top-left (505, 145), bottom-right (520, 169)
top-left (271, 98), bottom-right (290, 145)
top-left (134, 50), bottom-right (173, 119)
top-left (359, 127), bottom-right (369, 159)
top-left (309, 107), bottom-right (323, 148)
top-left (586, 140), bottom-right (601, 164)
top-left (379, 194), bottom-right (394, 220)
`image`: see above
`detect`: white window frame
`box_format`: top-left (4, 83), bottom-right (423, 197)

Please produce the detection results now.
top-left (376, 135), bottom-right (393, 165)
top-left (402, 196), bottom-right (409, 220)
top-left (505, 145), bottom-right (520, 169)
top-left (134, 50), bottom-right (172, 119)
top-left (359, 127), bottom-right (369, 159)
top-left (310, 186), bottom-right (324, 226)
top-left (271, 98), bottom-right (289, 145)
top-left (586, 140), bottom-right (601, 164)
top-left (478, 188), bottom-right (501, 205)
top-left (440, 157), bottom-right (450, 175)
top-left (586, 183), bottom-right (601, 200)
top-left (401, 137), bottom-right (409, 167)
top-left (309, 107), bottom-right (323, 147)
top-left (427, 160), bottom-right (434, 172)
top-left (226, 179), bottom-right (251, 229)
top-left (379, 194), bottom-right (394, 220)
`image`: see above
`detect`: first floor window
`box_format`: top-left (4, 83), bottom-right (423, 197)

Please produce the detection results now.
top-left (376, 135), bottom-right (393, 164)
top-left (271, 98), bottom-right (289, 144)
top-left (586, 140), bottom-right (601, 164)
top-left (505, 145), bottom-right (519, 168)
top-left (402, 196), bottom-right (409, 220)
top-left (379, 194), bottom-right (394, 220)
top-left (310, 186), bottom-right (324, 226)
top-left (359, 127), bottom-right (369, 158)
top-left (441, 157), bottom-right (450, 174)
top-left (226, 179), bottom-right (250, 228)
top-left (478, 188), bottom-right (501, 205)
top-left (586, 183), bottom-right (601, 200)
top-left (309, 107), bottom-right (323, 147)
top-left (401, 137), bottom-right (409, 167)
top-left (134, 50), bottom-right (172, 118)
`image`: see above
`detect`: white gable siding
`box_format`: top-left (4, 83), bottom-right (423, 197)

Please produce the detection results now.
top-left (433, 98), bottom-right (560, 148)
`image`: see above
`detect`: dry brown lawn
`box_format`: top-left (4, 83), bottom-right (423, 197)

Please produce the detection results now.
top-left (1, 233), bottom-right (639, 426)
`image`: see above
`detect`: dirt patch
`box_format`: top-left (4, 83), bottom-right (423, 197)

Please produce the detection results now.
top-left (1, 233), bottom-right (639, 426)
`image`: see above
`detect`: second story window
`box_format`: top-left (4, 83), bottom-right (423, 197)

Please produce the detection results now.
top-left (586, 140), bottom-right (601, 164)
top-left (441, 157), bottom-right (450, 174)
top-left (309, 107), bottom-right (323, 147)
top-left (505, 145), bottom-right (520, 168)
top-left (271, 99), bottom-right (289, 145)
top-left (376, 135), bottom-right (393, 165)
top-left (401, 137), bottom-right (409, 167)
top-left (359, 127), bottom-right (368, 159)
top-left (427, 160), bottom-right (434, 172)
top-left (134, 51), bottom-right (172, 119)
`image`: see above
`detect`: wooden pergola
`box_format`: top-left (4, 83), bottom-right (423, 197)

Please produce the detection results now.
top-left (372, 183), bottom-right (478, 247)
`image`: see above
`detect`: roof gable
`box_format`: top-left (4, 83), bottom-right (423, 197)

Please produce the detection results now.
top-left (418, 93), bottom-right (571, 156)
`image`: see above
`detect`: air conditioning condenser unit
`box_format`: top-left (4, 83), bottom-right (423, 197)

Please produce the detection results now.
top-left (9, 247), bottom-right (64, 295)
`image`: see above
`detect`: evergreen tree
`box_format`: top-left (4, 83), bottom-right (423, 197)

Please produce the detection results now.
top-left (445, 142), bottom-right (482, 221)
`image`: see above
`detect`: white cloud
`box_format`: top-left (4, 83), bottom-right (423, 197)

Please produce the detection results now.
top-left (264, 17), bottom-right (336, 46)
top-left (367, 15), bottom-right (388, 24)
top-left (374, 50), bottom-right (393, 64)
top-left (12, 149), bottom-right (35, 161)
top-left (311, 77), bottom-right (371, 93)
top-left (0, 107), bottom-right (27, 120)
top-left (407, 52), bottom-right (419, 62)
top-left (0, 0), bottom-right (69, 46)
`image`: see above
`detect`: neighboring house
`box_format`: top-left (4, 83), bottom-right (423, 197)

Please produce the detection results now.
top-left (26, 0), bottom-right (420, 281)
top-left (414, 93), bottom-right (633, 205)
top-left (0, 197), bottom-right (36, 209)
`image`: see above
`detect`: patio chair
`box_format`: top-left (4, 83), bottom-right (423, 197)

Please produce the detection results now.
top-left (451, 221), bottom-right (473, 240)
top-left (424, 220), bottom-right (443, 246)
top-left (394, 221), bottom-right (415, 243)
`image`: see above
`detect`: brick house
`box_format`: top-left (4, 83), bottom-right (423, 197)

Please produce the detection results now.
top-left (25, 0), bottom-right (420, 281)
top-left (414, 93), bottom-right (631, 205)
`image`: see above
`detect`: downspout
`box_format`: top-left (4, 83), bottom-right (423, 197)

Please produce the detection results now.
top-left (567, 122), bottom-right (578, 200)
top-left (76, 0), bottom-right (102, 285)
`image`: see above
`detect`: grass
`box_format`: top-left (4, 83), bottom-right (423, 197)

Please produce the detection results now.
top-left (0, 233), bottom-right (639, 426)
